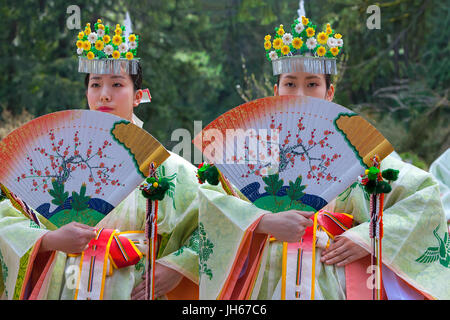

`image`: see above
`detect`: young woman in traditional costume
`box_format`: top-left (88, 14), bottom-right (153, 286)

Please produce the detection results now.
top-left (0, 19), bottom-right (200, 300)
top-left (197, 16), bottom-right (449, 300)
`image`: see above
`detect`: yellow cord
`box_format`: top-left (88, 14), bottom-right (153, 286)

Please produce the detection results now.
top-left (310, 212), bottom-right (319, 300)
top-left (281, 242), bottom-right (288, 300)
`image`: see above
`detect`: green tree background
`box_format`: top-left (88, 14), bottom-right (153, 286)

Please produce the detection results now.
top-left (0, 0), bottom-right (448, 168)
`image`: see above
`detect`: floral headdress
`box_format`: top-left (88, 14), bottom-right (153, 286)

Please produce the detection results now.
top-left (264, 16), bottom-right (343, 75)
top-left (76, 19), bottom-right (140, 75)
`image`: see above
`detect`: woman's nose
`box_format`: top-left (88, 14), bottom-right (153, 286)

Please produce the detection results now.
top-left (100, 87), bottom-right (111, 102)
top-left (295, 87), bottom-right (304, 96)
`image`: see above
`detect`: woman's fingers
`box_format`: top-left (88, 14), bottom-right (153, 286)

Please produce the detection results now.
top-left (321, 237), bottom-right (369, 266)
top-left (131, 275), bottom-right (147, 300)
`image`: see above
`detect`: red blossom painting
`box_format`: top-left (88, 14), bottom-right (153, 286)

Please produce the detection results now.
top-left (17, 129), bottom-right (124, 197)
top-left (242, 116), bottom-right (342, 184)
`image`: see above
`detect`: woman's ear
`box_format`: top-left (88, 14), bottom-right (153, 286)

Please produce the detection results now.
top-left (133, 89), bottom-right (143, 107)
top-left (274, 83), bottom-right (279, 96)
top-left (326, 84), bottom-right (335, 102)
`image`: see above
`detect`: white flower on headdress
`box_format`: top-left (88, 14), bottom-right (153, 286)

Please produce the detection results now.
top-left (327, 37), bottom-right (337, 48)
top-left (129, 41), bottom-right (137, 50)
top-left (335, 38), bottom-right (344, 47)
top-left (97, 28), bottom-right (105, 37)
top-left (282, 33), bottom-right (293, 45)
top-left (306, 37), bottom-right (317, 50)
top-left (269, 51), bottom-right (278, 61)
top-left (295, 23), bottom-right (304, 34)
top-left (104, 45), bottom-right (114, 56)
top-left (88, 32), bottom-right (98, 44)
top-left (118, 43), bottom-right (128, 53)
top-left (77, 48), bottom-right (83, 55)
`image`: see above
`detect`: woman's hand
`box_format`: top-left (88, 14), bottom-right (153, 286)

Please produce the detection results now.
top-left (39, 222), bottom-right (97, 254)
top-left (320, 236), bottom-right (369, 267)
top-left (255, 210), bottom-right (314, 242)
top-left (131, 262), bottom-right (184, 300)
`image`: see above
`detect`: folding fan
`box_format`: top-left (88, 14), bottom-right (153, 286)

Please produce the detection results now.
top-left (0, 110), bottom-right (169, 228)
top-left (194, 95), bottom-right (393, 213)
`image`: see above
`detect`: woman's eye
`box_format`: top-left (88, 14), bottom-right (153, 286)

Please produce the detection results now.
top-left (90, 83), bottom-right (100, 88)
top-left (307, 82), bottom-right (319, 88)
top-left (284, 82), bottom-right (295, 88)
top-left (113, 83), bottom-right (123, 87)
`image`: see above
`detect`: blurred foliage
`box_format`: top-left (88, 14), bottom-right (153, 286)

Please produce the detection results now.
top-left (0, 0), bottom-right (448, 166)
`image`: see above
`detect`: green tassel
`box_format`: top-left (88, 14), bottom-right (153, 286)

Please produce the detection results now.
top-left (364, 179), bottom-right (377, 194)
top-left (0, 188), bottom-right (5, 203)
top-left (367, 167), bottom-right (380, 181)
top-left (382, 169), bottom-right (399, 182)
top-left (197, 164), bottom-right (219, 185)
top-left (376, 181), bottom-right (392, 194)
top-left (141, 177), bottom-right (170, 201)
top-left (205, 166), bottom-right (219, 185)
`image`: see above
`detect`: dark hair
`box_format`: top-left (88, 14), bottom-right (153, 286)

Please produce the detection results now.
top-left (277, 73), bottom-right (332, 90)
top-left (84, 62), bottom-right (142, 91)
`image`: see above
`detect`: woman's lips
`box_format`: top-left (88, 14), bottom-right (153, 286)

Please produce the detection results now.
top-left (97, 106), bottom-right (113, 112)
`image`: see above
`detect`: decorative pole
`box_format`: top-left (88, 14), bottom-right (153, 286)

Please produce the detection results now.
top-left (140, 163), bottom-right (170, 300)
top-left (360, 156), bottom-right (399, 300)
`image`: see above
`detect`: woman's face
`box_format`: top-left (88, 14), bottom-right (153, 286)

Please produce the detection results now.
top-left (86, 70), bottom-right (142, 121)
top-left (274, 72), bottom-right (334, 101)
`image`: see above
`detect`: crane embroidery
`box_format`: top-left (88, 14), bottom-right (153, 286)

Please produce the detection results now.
top-left (415, 224), bottom-right (450, 268)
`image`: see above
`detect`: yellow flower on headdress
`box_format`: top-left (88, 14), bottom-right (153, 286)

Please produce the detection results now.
top-left (112, 35), bottom-right (122, 46)
top-left (95, 40), bottom-right (104, 51)
top-left (334, 33), bottom-right (342, 39)
top-left (292, 37), bottom-right (303, 50)
top-left (306, 27), bottom-right (315, 37)
top-left (128, 34), bottom-right (136, 43)
top-left (85, 23), bottom-right (91, 35)
top-left (78, 32), bottom-right (85, 40)
top-left (76, 40), bottom-right (83, 49)
top-left (97, 24), bottom-right (105, 30)
top-left (126, 52), bottom-right (134, 60)
top-left (264, 41), bottom-right (272, 50)
top-left (97, 19), bottom-right (102, 23)
top-left (281, 45), bottom-right (290, 55)
top-left (277, 25), bottom-right (285, 36)
top-left (302, 16), bottom-right (309, 25)
top-left (316, 46), bottom-right (326, 56)
top-left (273, 38), bottom-right (283, 50)
top-left (317, 32), bottom-right (328, 45)
top-left (264, 35), bottom-right (271, 41)
top-left (330, 47), bottom-right (340, 56)
top-left (103, 35), bottom-right (111, 44)
top-left (86, 51), bottom-right (95, 60)
top-left (112, 50), bottom-right (120, 59)
top-left (326, 23), bottom-right (333, 35)
top-left (82, 41), bottom-right (91, 51)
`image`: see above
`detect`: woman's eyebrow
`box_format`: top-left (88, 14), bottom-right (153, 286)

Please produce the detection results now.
top-left (90, 75), bottom-right (126, 81)
top-left (283, 75), bottom-right (298, 80)
top-left (304, 75), bottom-right (321, 80)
